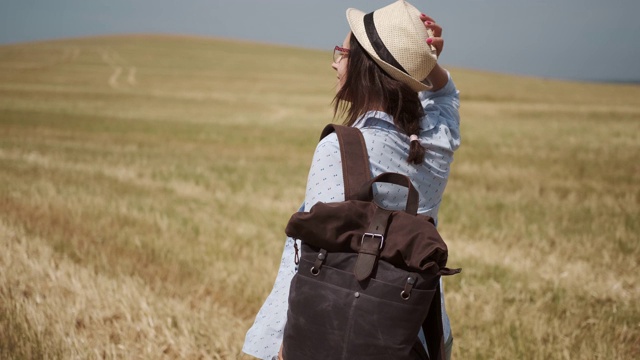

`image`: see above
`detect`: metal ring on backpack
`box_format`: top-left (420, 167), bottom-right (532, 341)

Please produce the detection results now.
top-left (310, 249), bottom-right (327, 276)
top-left (401, 274), bottom-right (417, 300)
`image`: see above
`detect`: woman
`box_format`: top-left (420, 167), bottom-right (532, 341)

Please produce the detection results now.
top-left (243, 1), bottom-right (460, 359)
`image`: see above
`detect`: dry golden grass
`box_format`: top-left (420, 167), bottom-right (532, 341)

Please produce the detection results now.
top-left (0, 35), bottom-right (638, 359)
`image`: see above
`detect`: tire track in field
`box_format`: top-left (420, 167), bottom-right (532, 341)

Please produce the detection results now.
top-left (7, 46), bottom-right (81, 70)
top-left (99, 48), bottom-right (137, 89)
top-left (63, 46), bottom-right (81, 62)
top-left (0, 149), bottom-right (215, 203)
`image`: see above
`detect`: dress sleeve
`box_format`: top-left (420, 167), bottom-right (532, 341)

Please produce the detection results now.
top-left (242, 235), bottom-right (298, 360)
top-left (418, 71), bottom-right (459, 105)
top-left (419, 72), bottom-right (461, 152)
top-left (243, 134), bottom-right (345, 359)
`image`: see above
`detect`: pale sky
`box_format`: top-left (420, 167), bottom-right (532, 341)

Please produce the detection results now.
top-left (1, 0), bottom-right (639, 82)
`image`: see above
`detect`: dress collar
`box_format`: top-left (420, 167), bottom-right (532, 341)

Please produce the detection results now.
top-left (353, 110), bottom-right (394, 129)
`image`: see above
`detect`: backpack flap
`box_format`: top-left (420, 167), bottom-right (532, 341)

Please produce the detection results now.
top-left (285, 202), bottom-right (452, 274)
top-left (286, 171), bottom-right (455, 274)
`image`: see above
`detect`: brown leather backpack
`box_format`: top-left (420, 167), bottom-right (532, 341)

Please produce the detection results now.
top-left (282, 124), bottom-right (460, 360)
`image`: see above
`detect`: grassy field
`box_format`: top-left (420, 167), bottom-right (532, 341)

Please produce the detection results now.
top-left (0, 35), bottom-right (638, 359)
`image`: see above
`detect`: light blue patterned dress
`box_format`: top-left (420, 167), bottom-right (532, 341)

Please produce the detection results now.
top-left (243, 75), bottom-right (460, 360)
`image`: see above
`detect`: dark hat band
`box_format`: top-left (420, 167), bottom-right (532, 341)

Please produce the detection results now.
top-left (364, 11), bottom-right (409, 75)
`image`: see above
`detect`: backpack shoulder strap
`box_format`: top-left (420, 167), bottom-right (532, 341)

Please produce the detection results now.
top-left (320, 124), bottom-right (371, 200)
top-left (422, 283), bottom-right (447, 360)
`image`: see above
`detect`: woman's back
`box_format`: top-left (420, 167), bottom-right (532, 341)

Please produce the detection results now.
top-left (244, 2), bottom-right (460, 358)
top-left (305, 75), bottom-right (460, 222)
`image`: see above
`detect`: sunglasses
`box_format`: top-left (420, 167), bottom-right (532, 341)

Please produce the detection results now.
top-left (333, 46), bottom-right (350, 63)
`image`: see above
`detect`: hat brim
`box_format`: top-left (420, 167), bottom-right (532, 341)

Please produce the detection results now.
top-left (346, 7), bottom-right (433, 92)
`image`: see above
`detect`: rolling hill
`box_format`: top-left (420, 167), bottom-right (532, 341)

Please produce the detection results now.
top-left (1, 35), bottom-right (638, 359)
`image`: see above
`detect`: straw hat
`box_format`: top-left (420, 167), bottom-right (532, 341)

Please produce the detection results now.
top-left (346, 0), bottom-right (437, 92)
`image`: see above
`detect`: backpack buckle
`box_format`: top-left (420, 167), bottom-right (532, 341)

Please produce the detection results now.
top-left (361, 233), bottom-right (384, 249)
top-left (355, 233), bottom-right (384, 281)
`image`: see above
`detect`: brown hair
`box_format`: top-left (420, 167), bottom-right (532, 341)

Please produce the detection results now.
top-left (333, 33), bottom-right (425, 165)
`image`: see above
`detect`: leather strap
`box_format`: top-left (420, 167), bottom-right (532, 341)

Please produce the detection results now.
top-left (422, 283), bottom-right (446, 360)
top-left (401, 273), bottom-right (418, 300)
top-left (353, 207), bottom-right (392, 281)
top-left (311, 249), bottom-right (328, 276)
top-left (320, 124), bottom-right (371, 200)
top-left (354, 172), bottom-right (420, 215)
top-left (353, 234), bottom-right (382, 282)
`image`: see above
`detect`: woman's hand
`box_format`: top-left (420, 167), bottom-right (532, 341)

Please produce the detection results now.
top-left (419, 13), bottom-right (448, 91)
top-left (419, 14), bottom-right (444, 57)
